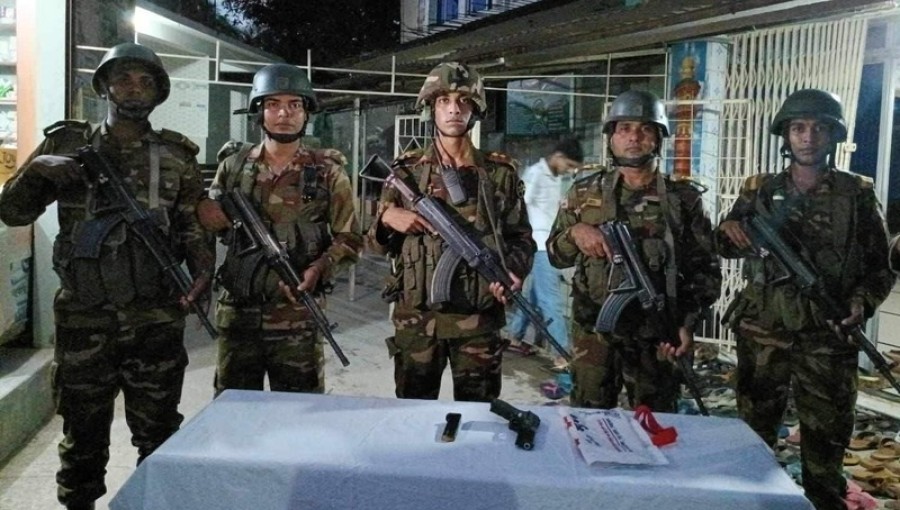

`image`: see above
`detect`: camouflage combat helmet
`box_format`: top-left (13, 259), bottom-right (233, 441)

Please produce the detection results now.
top-left (769, 88), bottom-right (847, 142)
top-left (602, 90), bottom-right (670, 137)
top-left (92, 43), bottom-right (170, 105)
top-left (248, 64), bottom-right (318, 114)
top-left (414, 62), bottom-right (487, 115)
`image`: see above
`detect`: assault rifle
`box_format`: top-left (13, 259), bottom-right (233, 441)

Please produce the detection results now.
top-left (75, 146), bottom-right (217, 339)
top-left (743, 214), bottom-right (900, 395)
top-left (218, 190), bottom-right (350, 367)
top-left (490, 398), bottom-right (541, 450)
top-left (594, 221), bottom-right (709, 416)
top-left (361, 155), bottom-right (571, 362)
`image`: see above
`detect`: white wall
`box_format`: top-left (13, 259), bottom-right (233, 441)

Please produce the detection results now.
top-left (18, 0), bottom-right (66, 347)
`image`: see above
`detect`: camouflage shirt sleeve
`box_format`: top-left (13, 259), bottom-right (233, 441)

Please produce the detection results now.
top-left (365, 158), bottom-right (408, 257)
top-left (851, 186), bottom-right (894, 316)
top-left (546, 176), bottom-right (592, 269)
top-left (492, 156), bottom-right (535, 279)
top-left (318, 149), bottom-right (362, 280)
top-left (674, 182), bottom-right (722, 329)
top-left (167, 142), bottom-right (216, 280)
top-left (0, 138), bottom-right (64, 226)
top-left (715, 174), bottom-right (768, 259)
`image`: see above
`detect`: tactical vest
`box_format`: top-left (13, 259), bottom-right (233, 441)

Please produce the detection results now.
top-left (216, 145), bottom-right (332, 304)
top-left (50, 121), bottom-right (188, 308)
top-left (394, 153), bottom-right (510, 314)
top-left (569, 170), bottom-right (687, 327)
top-left (730, 170), bottom-right (866, 330)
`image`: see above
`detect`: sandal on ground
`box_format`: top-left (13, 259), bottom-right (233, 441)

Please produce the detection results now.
top-left (540, 380), bottom-right (569, 400)
top-left (872, 446), bottom-right (900, 462)
top-left (884, 460), bottom-right (900, 476)
top-left (859, 456), bottom-right (884, 470)
top-left (506, 341), bottom-right (536, 356)
top-left (849, 431), bottom-right (882, 451)
top-left (844, 480), bottom-right (879, 510)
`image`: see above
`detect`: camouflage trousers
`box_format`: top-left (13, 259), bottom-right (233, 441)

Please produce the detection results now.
top-left (215, 326), bottom-right (324, 396)
top-left (53, 311), bottom-right (187, 507)
top-left (734, 319), bottom-right (857, 510)
top-left (387, 328), bottom-right (503, 402)
top-left (569, 320), bottom-right (677, 412)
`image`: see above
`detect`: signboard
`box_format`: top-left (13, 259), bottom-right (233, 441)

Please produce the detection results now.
top-left (506, 76), bottom-right (573, 136)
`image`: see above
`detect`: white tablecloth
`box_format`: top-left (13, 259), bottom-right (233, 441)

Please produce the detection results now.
top-left (111, 390), bottom-right (813, 510)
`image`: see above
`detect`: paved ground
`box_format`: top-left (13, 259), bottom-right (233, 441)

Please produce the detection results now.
top-left (0, 257), bottom-right (558, 510)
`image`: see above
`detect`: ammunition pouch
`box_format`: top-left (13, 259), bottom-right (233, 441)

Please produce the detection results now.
top-left (397, 234), bottom-right (496, 313)
top-left (218, 219), bottom-right (331, 304)
top-left (56, 209), bottom-right (175, 307)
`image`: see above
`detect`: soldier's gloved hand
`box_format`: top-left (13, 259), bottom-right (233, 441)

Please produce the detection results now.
top-left (29, 155), bottom-right (83, 188)
top-left (197, 198), bottom-right (232, 232)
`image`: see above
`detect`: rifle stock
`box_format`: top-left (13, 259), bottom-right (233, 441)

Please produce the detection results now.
top-left (594, 221), bottom-right (709, 416)
top-left (743, 215), bottom-right (900, 394)
top-left (75, 146), bottom-right (217, 339)
top-left (363, 155), bottom-right (571, 362)
top-left (219, 190), bottom-right (350, 367)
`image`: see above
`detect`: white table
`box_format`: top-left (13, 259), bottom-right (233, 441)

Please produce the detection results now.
top-left (111, 390), bottom-right (813, 510)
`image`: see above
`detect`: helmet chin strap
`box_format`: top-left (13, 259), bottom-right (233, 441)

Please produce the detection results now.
top-left (611, 153), bottom-right (656, 168)
top-left (111, 100), bottom-right (155, 122)
top-left (264, 127), bottom-right (303, 144)
top-left (262, 116), bottom-right (308, 144)
top-left (779, 142), bottom-right (835, 169)
top-left (607, 136), bottom-right (660, 169)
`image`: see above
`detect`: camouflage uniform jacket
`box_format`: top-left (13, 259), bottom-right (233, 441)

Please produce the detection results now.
top-left (547, 168), bottom-right (720, 332)
top-left (0, 120), bottom-right (214, 327)
top-left (209, 143), bottom-right (362, 330)
top-left (367, 143), bottom-right (535, 338)
top-left (718, 168), bottom-right (894, 331)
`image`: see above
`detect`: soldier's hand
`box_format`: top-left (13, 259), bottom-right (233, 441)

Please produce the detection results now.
top-left (831, 298), bottom-right (865, 340)
top-left (658, 327), bottom-right (693, 363)
top-left (381, 205), bottom-right (435, 235)
top-left (298, 262), bottom-right (325, 293)
top-left (277, 261), bottom-right (326, 305)
top-left (180, 273), bottom-right (212, 309)
top-left (489, 272), bottom-right (520, 305)
top-left (570, 223), bottom-right (612, 259)
top-left (719, 220), bottom-right (752, 250)
top-left (197, 198), bottom-right (232, 232)
top-left (277, 280), bottom-right (300, 305)
top-left (29, 155), bottom-right (83, 188)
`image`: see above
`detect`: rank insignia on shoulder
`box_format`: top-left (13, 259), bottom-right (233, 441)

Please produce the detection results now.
top-left (517, 180), bottom-right (526, 198)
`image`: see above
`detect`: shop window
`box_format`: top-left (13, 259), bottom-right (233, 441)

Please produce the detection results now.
top-left (467, 0), bottom-right (492, 14)
top-left (430, 0), bottom-right (459, 25)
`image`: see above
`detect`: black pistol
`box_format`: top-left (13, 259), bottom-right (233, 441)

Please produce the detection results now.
top-left (490, 399), bottom-right (541, 450)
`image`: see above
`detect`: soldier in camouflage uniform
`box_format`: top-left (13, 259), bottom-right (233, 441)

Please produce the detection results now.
top-left (718, 89), bottom-right (894, 510)
top-left (197, 64), bottom-right (361, 395)
top-left (547, 90), bottom-right (721, 412)
top-left (0, 43), bottom-right (214, 510)
top-left (367, 62), bottom-right (535, 401)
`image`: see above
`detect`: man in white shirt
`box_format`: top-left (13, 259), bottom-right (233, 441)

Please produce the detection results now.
top-left (506, 139), bottom-right (583, 375)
